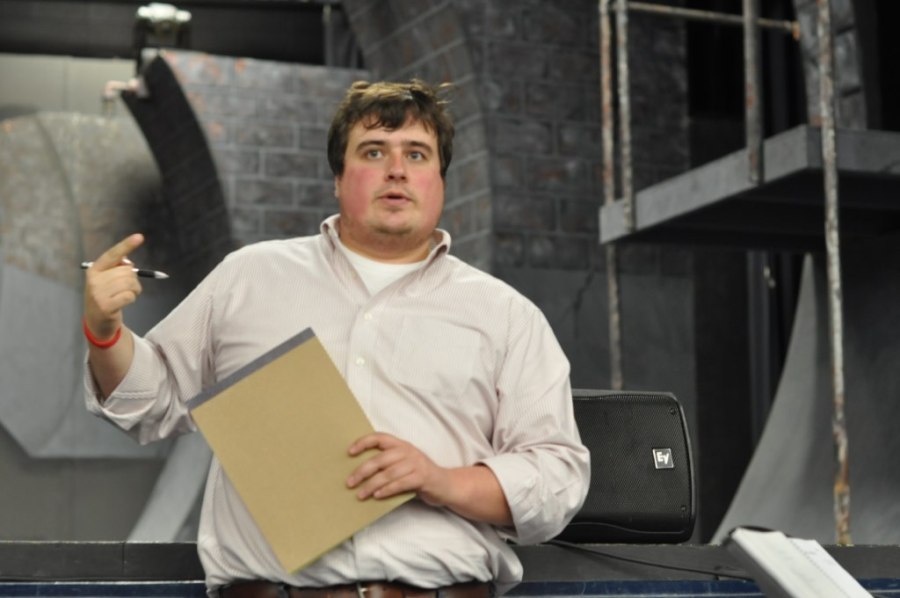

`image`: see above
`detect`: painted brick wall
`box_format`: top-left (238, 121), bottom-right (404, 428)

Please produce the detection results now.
top-left (163, 50), bottom-right (368, 248)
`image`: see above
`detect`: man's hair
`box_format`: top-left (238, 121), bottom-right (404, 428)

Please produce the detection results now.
top-left (327, 79), bottom-right (454, 179)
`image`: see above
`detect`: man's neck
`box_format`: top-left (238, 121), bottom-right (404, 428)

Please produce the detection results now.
top-left (337, 227), bottom-right (434, 264)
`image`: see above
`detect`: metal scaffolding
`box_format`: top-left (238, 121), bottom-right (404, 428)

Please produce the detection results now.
top-left (597, 0), bottom-right (851, 544)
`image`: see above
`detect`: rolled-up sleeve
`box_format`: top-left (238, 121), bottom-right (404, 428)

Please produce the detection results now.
top-left (481, 302), bottom-right (590, 545)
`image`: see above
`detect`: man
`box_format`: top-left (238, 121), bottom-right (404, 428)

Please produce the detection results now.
top-left (83, 80), bottom-right (589, 597)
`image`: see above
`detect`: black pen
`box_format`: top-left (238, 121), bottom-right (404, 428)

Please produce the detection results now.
top-left (80, 261), bottom-right (170, 280)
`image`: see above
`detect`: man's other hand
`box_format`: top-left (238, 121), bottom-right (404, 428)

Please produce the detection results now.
top-left (346, 432), bottom-right (513, 527)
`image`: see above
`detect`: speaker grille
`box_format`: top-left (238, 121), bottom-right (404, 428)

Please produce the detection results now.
top-left (558, 389), bottom-right (695, 543)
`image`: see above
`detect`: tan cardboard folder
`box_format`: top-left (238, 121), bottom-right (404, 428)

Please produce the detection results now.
top-left (187, 328), bottom-right (412, 573)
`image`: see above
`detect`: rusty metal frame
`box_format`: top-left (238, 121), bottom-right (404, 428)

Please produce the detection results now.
top-left (597, 0), bottom-right (850, 542)
top-left (816, 0), bottom-right (851, 546)
top-left (599, 0), bottom-right (624, 390)
top-left (744, 0), bottom-right (763, 185)
top-left (626, 2), bottom-right (799, 37)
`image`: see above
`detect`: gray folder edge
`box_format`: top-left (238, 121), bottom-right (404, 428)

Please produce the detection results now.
top-left (186, 327), bottom-right (317, 412)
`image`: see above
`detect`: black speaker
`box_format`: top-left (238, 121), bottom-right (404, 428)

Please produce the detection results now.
top-left (557, 389), bottom-right (695, 543)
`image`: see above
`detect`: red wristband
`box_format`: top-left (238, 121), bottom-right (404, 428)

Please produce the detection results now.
top-left (83, 317), bottom-right (122, 349)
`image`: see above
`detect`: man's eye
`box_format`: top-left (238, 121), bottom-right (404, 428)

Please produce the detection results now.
top-left (366, 149), bottom-right (383, 158)
top-left (409, 151), bottom-right (424, 160)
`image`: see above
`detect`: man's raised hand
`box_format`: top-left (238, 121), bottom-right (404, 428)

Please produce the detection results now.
top-left (83, 234), bottom-right (145, 341)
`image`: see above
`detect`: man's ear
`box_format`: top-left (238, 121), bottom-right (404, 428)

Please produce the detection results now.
top-left (333, 176), bottom-right (340, 199)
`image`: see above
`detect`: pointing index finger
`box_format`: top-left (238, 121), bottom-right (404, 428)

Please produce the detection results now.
top-left (92, 234), bottom-right (145, 271)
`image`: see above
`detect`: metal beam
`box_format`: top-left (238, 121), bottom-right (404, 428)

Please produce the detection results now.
top-left (621, 1), bottom-right (799, 38)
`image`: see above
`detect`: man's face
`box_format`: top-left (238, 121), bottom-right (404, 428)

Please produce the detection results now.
top-left (335, 117), bottom-right (445, 263)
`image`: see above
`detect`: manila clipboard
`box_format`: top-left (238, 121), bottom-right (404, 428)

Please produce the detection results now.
top-left (187, 327), bottom-right (413, 573)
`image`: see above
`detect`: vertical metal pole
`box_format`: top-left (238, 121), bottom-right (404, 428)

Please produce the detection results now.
top-left (743, 0), bottom-right (764, 185)
top-left (816, 0), bottom-right (851, 546)
top-left (600, 0), bottom-right (624, 390)
top-left (616, 0), bottom-right (634, 231)
top-left (601, 0), bottom-right (616, 211)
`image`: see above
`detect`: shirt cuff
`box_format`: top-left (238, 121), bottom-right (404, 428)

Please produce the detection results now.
top-left (480, 452), bottom-right (544, 544)
top-left (83, 336), bottom-right (162, 415)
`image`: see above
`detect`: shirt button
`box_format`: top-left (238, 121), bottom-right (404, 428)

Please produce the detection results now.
top-left (364, 312), bottom-right (373, 321)
top-left (355, 357), bottom-right (366, 366)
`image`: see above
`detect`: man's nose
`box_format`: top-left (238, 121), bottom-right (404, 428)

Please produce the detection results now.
top-left (386, 153), bottom-right (407, 180)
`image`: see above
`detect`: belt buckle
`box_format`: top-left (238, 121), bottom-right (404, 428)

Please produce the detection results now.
top-left (355, 582), bottom-right (368, 598)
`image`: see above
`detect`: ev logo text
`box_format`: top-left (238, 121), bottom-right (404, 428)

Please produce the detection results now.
top-left (653, 448), bottom-right (674, 469)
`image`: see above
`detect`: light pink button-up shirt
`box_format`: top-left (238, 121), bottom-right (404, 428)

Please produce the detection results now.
top-left (86, 215), bottom-right (589, 595)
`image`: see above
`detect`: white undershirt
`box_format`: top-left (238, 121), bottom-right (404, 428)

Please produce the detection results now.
top-left (338, 241), bottom-right (426, 295)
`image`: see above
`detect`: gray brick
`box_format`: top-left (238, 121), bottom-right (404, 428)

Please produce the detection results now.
top-left (299, 126), bottom-right (329, 152)
top-left (187, 90), bottom-right (257, 118)
top-left (525, 156), bottom-right (591, 192)
top-left (558, 122), bottom-right (601, 157)
top-left (295, 66), bottom-right (367, 99)
top-left (230, 206), bottom-right (263, 238)
top-left (166, 52), bottom-right (232, 86)
top-left (473, 192), bottom-right (492, 231)
top-left (453, 0), bottom-right (488, 39)
top-left (481, 79), bottom-right (523, 113)
top-left (453, 122), bottom-right (488, 161)
top-left (494, 194), bottom-right (555, 230)
top-left (631, 124), bottom-right (689, 170)
top-left (257, 95), bottom-right (318, 122)
top-left (203, 119), bottom-right (228, 144)
top-left (493, 154), bottom-right (524, 189)
top-left (522, 3), bottom-right (586, 47)
top-left (838, 92), bottom-right (867, 130)
top-left (405, 55), bottom-right (453, 88)
top-left (440, 201), bottom-right (473, 238)
top-left (232, 58), bottom-right (297, 92)
top-left (295, 181), bottom-right (336, 208)
top-left (422, 6), bottom-right (465, 49)
top-left (545, 47), bottom-right (598, 82)
top-left (367, 41), bottom-right (406, 74)
top-left (494, 232), bottom-right (525, 267)
top-left (444, 42), bottom-right (477, 81)
top-left (492, 118), bottom-right (552, 154)
top-left (263, 151), bottom-right (320, 179)
top-left (526, 83), bottom-right (590, 120)
top-left (483, 3), bottom-right (518, 40)
top-left (263, 208), bottom-right (323, 237)
top-left (214, 148), bottom-right (260, 175)
top-left (486, 42), bottom-right (547, 79)
top-left (528, 234), bottom-right (590, 270)
top-left (832, 0), bottom-right (856, 30)
top-left (388, 0), bottom-right (438, 22)
top-left (559, 199), bottom-right (599, 234)
top-left (835, 30), bottom-right (862, 91)
top-left (345, 1), bottom-right (396, 49)
top-left (234, 122), bottom-right (295, 148)
top-left (468, 39), bottom-right (486, 71)
top-left (453, 231), bottom-right (493, 272)
top-left (453, 158), bottom-right (490, 196)
top-left (235, 178), bottom-right (293, 207)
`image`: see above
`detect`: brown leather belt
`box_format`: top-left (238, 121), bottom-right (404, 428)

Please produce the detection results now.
top-left (219, 580), bottom-right (492, 598)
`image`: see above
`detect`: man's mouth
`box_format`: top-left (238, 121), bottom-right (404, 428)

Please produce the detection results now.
top-left (379, 190), bottom-right (411, 202)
